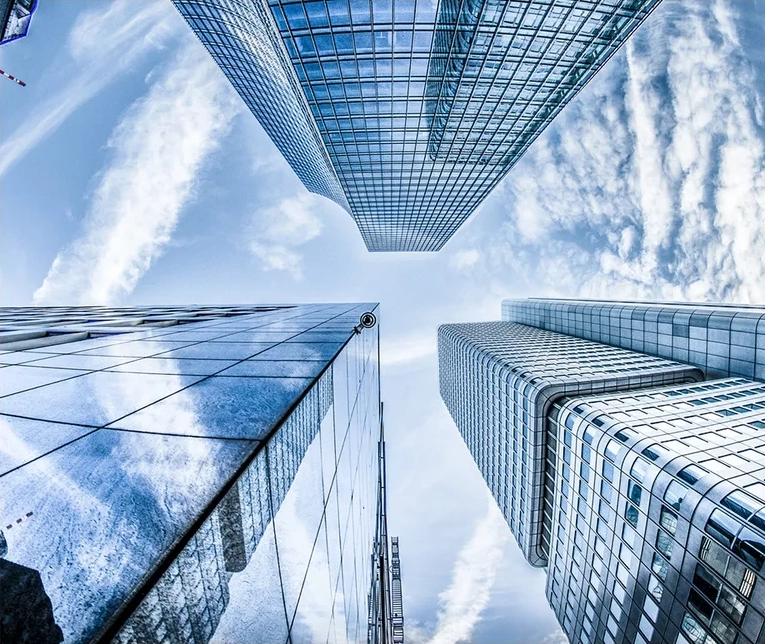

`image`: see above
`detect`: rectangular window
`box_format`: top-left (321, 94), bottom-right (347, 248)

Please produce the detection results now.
top-left (630, 458), bottom-right (649, 483)
top-left (628, 480), bottom-right (643, 506)
top-left (721, 490), bottom-right (760, 520)
top-left (660, 507), bottom-right (679, 535)
top-left (664, 480), bottom-right (689, 511)
top-left (648, 574), bottom-right (663, 601)
top-left (656, 530), bottom-right (674, 558)
top-left (652, 553), bottom-right (669, 581)
top-left (625, 503), bottom-right (639, 528)
top-left (705, 510), bottom-right (742, 548)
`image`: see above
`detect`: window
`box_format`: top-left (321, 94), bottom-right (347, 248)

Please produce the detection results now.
top-left (661, 507), bottom-right (679, 535)
top-left (664, 481), bottom-right (689, 511)
top-left (648, 574), bottom-right (663, 601)
top-left (631, 458), bottom-right (649, 483)
top-left (642, 443), bottom-right (668, 462)
top-left (693, 564), bottom-right (746, 625)
top-left (652, 552), bottom-right (669, 580)
top-left (700, 537), bottom-right (756, 598)
top-left (657, 530), bottom-right (674, 558)
top-left (605, 440), bottom-right (622, 462)
top-left (678, 464), bottom-right (709, 485)
top-left (721, 490), bottom-right (760, 521)
top-left (601, 480), bottom-right (613, 504)
top-left (681, 611), bottom-right (709, 644)
top-left (628, 480), bottom-right (643, 506)
top-left (705, 510), bottom-right (742, 548)
top-left (733, 528), bottom-right (765, 571)
top-left (625, 503), bottom-right (639, 528)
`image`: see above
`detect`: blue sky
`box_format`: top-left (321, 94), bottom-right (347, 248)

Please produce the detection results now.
top-left (2, 1), bottom-right (765, 642)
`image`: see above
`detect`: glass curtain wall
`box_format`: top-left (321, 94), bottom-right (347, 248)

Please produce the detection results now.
top-left (0, 304), bottom-right (380, 644)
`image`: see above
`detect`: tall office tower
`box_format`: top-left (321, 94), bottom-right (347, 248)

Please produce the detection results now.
top-left (367, 419), bottom-right (406, 644)
top-left (0, 303), bottom-right (380, 644)
top-left (438, 322), bottom-right (701, 565)
top-left (1, 0), bottom-right (36, 45)
top-left (502, 299), bottom-right (765, 381)
top-left (173, 0), bottom-right (661, 251)
top-left (390, 537), bottom-right (405, 644)
top-left (438, 301), bottom-right (765, 644)
top-left (546, 378), bottom-right (765, 644)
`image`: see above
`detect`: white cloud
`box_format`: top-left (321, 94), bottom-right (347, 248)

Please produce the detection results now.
top-left (428, 496), bottom-right (510, 644)
top-left (487, 0), bottom-right (765, 305)
top-left (33, 43), bottom-right (240, 305)
top-left (450, 249), bottom-right (480, 271)
top-left (248, 195), bottom-right (324, 279)
top-left (0, 0), bottom-right (180, 178)
top-left (382, 332), bottom-right (437, 368)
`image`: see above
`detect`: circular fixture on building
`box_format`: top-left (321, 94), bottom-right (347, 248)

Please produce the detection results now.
top-left (359, 312), bottom-right (377, 329)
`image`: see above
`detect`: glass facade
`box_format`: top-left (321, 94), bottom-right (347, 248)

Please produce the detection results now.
top-left (173, 0), bottom-right (661, 252)
top-left (1, 0), bottom-right (37, 45)
top-left (0, 303), bottom-right (381, 644)
top-left (438, 321), bottom-right (700, 566)
top-left (503, 299), bottom-right (765, 381)
top-left (440, 300), bottom-right (765, 644)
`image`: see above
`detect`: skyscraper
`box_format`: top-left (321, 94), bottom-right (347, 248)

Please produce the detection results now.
top-left (0, 0), bottom-right (37, 45)
top-left (367, 415), bottom-right (406, 644)
top-left (174, 0), bottom-right (662, 252)
top-left (439, 300), bottom-right (765, 644)
top-left (0, 303), bottom-right (382, 644)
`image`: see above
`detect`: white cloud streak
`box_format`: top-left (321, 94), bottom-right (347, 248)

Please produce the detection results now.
top-left (248, 194), bottom-right (324, 279)
top-left (382, 332), bottom-right (437, 368)
top-left (488, 0), bottom-right (765, 305)
top-left (450, 249), bottom-right (480, 271)
top-left (0, 0), bottom-right (180, 177)
top-left (33, 43), bottom-right (240, 305)
top-left (428, 496), bottom-right (510, 644)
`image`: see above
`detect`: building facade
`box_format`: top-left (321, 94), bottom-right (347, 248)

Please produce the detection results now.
top-left (439, 300), bottom-right (765, 644)
top-left (0, 303), bottom-right (381, 644)
top-left (0, 0), bottom-right (37, 45)
top-left (174, 0), bottom-right (662, 252)
top-left (503, 299), bottom-right (765, 381)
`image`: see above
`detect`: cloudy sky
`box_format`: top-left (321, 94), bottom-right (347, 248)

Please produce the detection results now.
top-left (2, 1), bottom-right (765, 642)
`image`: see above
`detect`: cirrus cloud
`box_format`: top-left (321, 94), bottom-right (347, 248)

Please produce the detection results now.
top-left (486, 0), bottom-right (765, 305)
top-left (33, 42), bottom-right (240, 305)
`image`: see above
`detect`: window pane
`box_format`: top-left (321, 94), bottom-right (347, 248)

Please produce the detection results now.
top-left (661, 507), bottom-right (679, 535)
top-left (721, 491), bottom-right (760, 520)
top-left (705, 510), bottom-right (741, 548)
top-left (664, 481), bottom-right (689, 511)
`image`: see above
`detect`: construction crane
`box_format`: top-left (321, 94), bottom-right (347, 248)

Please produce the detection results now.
top-left (0, 67), bottom-right (25, 86)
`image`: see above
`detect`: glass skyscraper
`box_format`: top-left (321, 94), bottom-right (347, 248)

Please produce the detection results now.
top-left (173, 0), bottom-right (661, 252)
top-left (0, 0), bottom-right (37, 45)
top-left (0, 303), bottom-right (385, 644)
top-left (439, 300), bottom-right (765, 644)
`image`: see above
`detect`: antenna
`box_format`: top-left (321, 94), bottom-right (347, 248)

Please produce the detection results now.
top-left (0, 68), bottom-right (25, 86)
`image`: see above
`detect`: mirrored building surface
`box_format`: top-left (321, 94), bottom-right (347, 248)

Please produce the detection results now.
top-left (0, 303), bottom-right (381, 644)
top-left (0, 0), bottom-right (37, 45)
top-left (173, 0), bottom-right (662, 251)
top-left (439, 300), bottom-right (765, 644)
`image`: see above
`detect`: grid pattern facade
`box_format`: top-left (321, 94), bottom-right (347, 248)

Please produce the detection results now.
top-left (437, 321), bottom-right (700, 566)
top-left (503, 299), bottom-right (765, 381)
top-left (173, 0), bottom-right (350, 211)
top-left (0, 303), bottom-right (380, 644)
top-left (176, 0), bottom-right (660, 252)
top-left (547, 378), bottom-right (765, 644)
top-left (1, 0), bottom-right (36, 44)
